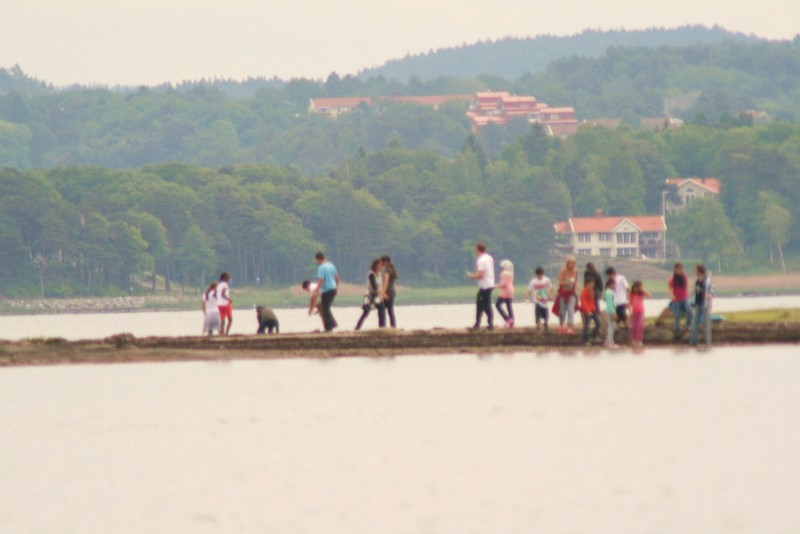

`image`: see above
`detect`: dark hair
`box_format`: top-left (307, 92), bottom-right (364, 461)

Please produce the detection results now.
top-left (696, 264), bottom-right (707, 276)
top-left (380, 255), bottom-right (391, 263)
top-left (631, 280), bottom-right (644, 294)
top-left (301, 280), bottom-right (311, 290)
top-left (535, 266), bottom-right (544, 275)
top-left (220, 272), bottom-right (229, 281)
top-left (605, 278), bottom-right (616, 289)
top-left (605, 267), bottom-right (616, 276)
top-left (371, 258), bottom-right (381, 272)
top-left (476, 242), bottom-right (487, 253)
top-left (585, 277), bottom-right (595, 286)
top-left (672, 266), bottom-right (686, 288)
top-left (585, 262), bottom-right (596, 273)
top-left (674, 262), bottom-right (683, 270)
top-left (205, 282), bottom-right (217, 299)
top-left (315, 251), bottom-right (325, 261)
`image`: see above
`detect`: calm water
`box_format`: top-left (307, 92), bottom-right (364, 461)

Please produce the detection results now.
top-left (1, 346), bottom-right (799, 533)
top-left (2, 296), bottom-right (800, 341)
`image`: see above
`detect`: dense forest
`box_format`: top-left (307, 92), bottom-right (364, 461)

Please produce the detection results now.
top-left (359, 26), bottom-right (761, 82)
top-left (1, 37), bottom-right (799, 176)
top-left (2, 120), bottom-right (798, 297)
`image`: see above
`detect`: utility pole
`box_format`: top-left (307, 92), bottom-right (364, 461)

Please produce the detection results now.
top-left (661, 189), bottom-right (668, 259)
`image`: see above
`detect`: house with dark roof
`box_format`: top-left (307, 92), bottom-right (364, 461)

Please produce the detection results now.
top-left (554, 210), bottom-right (667, 259)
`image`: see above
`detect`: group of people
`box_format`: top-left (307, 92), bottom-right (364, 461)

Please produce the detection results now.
top-left (202, 245), bottom-right (714, 347)
top-left (466, 242), bottom-right (713, 347)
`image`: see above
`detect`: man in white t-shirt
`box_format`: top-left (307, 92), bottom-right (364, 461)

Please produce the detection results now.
top-left (467, 242), bottom-right (496, 330)
top-left (525, 266), bottom-right (553, 330)
top-left (605, 267), bottom-right (630, 328)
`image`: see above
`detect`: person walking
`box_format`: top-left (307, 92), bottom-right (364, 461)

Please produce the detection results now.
top-left (380, 255), bottom-right (398, 328)
top-left (201, 282), bottom-right (220, 336)
top-left (668, 262), bottom-right (692, 339)
top-left (310, 252), bottom-right (340, 332)
top-left (556, 256), bottom-right (579, 334)
top-left (355, 258), bottom-right (386, 330)
top-left (217, 272), bottom-right (233, 335)
top-left (584, 262), bottom-right (604, 312)
top-left (468, 242), bottom-right (495, 331)
top-left (605, 267), bottom-right (630, 329)
top-left (690, 264), bottom-right (713, 346)
top-left (629, 280), bottom-right (652, 346)
top-left (495, 259), bottom-right (515, 328)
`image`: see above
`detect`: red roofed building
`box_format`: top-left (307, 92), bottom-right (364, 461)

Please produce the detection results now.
top-left (467, 91), bottom-right (579, 136)
top-left (554, 210), bottom-right (667, 259)
top-left (664, 177), bottom-right (721, 213)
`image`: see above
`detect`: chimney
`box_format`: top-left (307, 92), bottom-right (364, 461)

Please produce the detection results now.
top-left (595, 209), bottom-right (604, 218)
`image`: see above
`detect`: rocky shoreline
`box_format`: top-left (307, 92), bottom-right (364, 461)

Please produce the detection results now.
top-left (1, 323), bottom-right (798, 367)
top-left (0, 295), bottom-right (186, 314)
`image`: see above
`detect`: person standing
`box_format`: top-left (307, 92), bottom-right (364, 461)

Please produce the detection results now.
top-left (690, 264), bottom-right (713, 346)
top-left (525, 266), bottom-right (553, 331)
top-left (380, 255), bottom-right (398, 328)
top-left (580, 277), bottom-right (600, 344)
top-left (202, 282), bottom-right (220, 336)
top-left (584, 262), bottom-right (604, 312)
top-left (356, 258), bottom-right (386, 330)
top-left (556, 256), bottom-right (579, 334)
top-left (311, 252), bottom-right (340, 332)
top-left (629, 280), bottom-right (652, 346)
top-left (603, 278), bottom-right (619, 348)
top-left (217, 272), bottom-right (233, 335)
top-left (495, 259), bottom-right (515, 328)
top-left (668, 262), bottom-right (692, 339)
top-left (468, 242), bottom-right (495, 331)
top-left (605, 267), bottom-right (630, 329)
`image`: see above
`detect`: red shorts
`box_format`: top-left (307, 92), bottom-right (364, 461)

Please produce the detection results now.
top-left (218, 304), bottom-right (233, 321)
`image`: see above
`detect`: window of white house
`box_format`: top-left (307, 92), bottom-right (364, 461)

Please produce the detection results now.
top-left (577, 233), bottom-right (591, 243)
top-left (598, 233), bottom-right (612, 242)
top-left (684, 187), bottom-right (695, 204)
top-left (616, 232), bottom-right (637, 244)
top-left (641, 232), bottom-right (660, 239)
top-left (617, 247), bottom-right (638, 257)
top-left (578, 249), bottom-right (591, 256)
top-left (600, 248), bottom-right (611, 256)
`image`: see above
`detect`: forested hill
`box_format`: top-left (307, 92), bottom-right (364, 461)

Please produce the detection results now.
top-left (359, 26), bottom-right (763, 82)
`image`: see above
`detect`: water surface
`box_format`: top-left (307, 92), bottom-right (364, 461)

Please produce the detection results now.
top-left (1, 346), bottom-right (798, 533)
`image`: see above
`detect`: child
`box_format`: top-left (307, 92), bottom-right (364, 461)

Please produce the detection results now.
top-left (603, 278), bottom-right (618, 348)
top-left (525, 266), bottom-right (553, 331)
top-left (495, 259), bottom-right (515, 328)
top-left (256, 306), bottom-right (280, 334)
top-left (690, 264), bottom-right (714, 346)
top-left (580, 278), bottom-right (600, 344)
top-left (202, 282), bottom-right (220, 336)
top-left (629, 280), bottom-right (651, 346)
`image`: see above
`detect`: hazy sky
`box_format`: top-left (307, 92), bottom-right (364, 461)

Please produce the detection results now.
top-left (3, 0), bottom-right (798, 86)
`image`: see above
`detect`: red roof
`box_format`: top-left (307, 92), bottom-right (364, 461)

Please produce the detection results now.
top-left (310, 97), bottom-right (372, 110)
top-left (555, 215), bottom-right (666, 234)
top-left (664, 177), bottom-right (721, 195)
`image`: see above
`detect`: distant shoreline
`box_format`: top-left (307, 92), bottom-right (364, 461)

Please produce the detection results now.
top-left (1, 274), bottom-right (799, 316)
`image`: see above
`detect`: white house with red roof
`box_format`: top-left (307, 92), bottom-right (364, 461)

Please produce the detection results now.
top-left (664, 177), bottom-right (721, 213)
top-left (554, 210), bottom-right (667, 259)
top-left (467, 91), bottom-right (579, 136)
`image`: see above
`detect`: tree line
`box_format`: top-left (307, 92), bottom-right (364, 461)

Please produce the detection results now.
top-left (1, 120), bottom-right (798, 297)
top-left (2, 37), bottom-right (800, 176)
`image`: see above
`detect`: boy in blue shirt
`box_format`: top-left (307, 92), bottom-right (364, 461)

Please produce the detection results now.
top-left (310, 251), bottom-right (341, 332)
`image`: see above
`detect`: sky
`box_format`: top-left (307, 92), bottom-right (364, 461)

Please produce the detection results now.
top-left (3, 0), bottom-right (799, 86)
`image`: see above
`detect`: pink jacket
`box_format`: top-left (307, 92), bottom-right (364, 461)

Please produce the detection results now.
top-left (497, 272), bottom-right (514, 299)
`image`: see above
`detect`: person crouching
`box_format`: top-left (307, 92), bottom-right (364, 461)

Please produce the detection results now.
top-left (256, 306), bottom-right (280, 334)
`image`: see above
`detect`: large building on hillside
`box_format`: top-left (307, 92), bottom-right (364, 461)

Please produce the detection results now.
top-left (467, 91), bottom-right (579, 136)
top-left (554, 210), bottom-right (667, 259)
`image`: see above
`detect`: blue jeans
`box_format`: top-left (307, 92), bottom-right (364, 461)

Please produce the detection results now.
top-left (559, 295), bottom-right (576, 326)
top-left (690, 306), bottom-right (710, 346)
top-left (671, 299), bottom-right (693, 333)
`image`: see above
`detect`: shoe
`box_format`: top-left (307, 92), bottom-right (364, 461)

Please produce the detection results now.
top-left (487, 325), bottom-right (494, 331)
top-left (566, 328), bottom-right (574, 335)
top-left (558, 326), bottom-right (565, 335)
top-left (509, 319), bottom-right (515, 328)
top-left (504, 319), bottom-right (511, 328)
top-left (468, 325), bottom-right (480, 332)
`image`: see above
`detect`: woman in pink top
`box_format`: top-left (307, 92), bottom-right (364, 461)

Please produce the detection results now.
top-left (495, 259), bottom-right (515, 328)
top-left (629, 280), bottom-right (652, 346)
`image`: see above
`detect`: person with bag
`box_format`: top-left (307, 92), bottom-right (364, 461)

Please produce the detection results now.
top-left (355, 258), bottom-right (386, 330)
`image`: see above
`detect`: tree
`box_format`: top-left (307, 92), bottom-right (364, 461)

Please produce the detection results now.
top-left (758, 191), bottom-right (791, 273)
top-left (669, 198), bottom-right (744, 271)
top-left (174, 225), bottom-right (217, 290)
